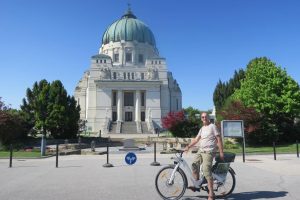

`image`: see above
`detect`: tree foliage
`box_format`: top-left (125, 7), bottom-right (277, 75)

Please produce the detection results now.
top-left (21, 80), bottom-right (80, 139)
top-left (161, 110), bottom-right (199, 138)
top-left (219, 101), bottom-right (261, 133)
top-left (233, 57), bottom-right (300, 143)
top-left (213, 69), bottom-right (245, 110)
top-left (217, 100), bottom-right (275, 144)
top-left (183, 106), bottom-right (201, 122)
top-left (0, 98), bottom-right (29, 146)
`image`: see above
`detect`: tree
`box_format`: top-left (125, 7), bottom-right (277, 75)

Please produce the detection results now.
top-left (0, 98), bottom-right (29, 146)
top-left (213, 69), bottom-right (245, 110)
top-left (233, 57), bottom-right (300, 143)
top-left (21, 80), bottom-right (81, 139)
top-left (21, 80), bottom-right (50, 136)
top-left (161, 111), bottom-right (199, 138)
top-left (183, 106), bottom-right (201, 123)
top-left (162, 111), bottom-right (185, 131)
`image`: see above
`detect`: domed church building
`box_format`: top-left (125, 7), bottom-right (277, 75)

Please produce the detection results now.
top-left (74, 8), bottom-right (182, 135)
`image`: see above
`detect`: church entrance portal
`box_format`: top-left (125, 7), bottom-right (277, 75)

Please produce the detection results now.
top-left (125, 112), bottom-right (133, 121)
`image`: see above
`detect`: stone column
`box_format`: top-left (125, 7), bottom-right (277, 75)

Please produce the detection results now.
top-left (117, 90), bottom-right (123, 121)
top-left (135, 90), bottom-right (141, 122)
top-left (132, 47), bottom-right (136, 65)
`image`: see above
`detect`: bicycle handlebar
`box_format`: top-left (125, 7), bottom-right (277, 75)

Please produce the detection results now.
top-left (173, 149), bottom-right (185, 157)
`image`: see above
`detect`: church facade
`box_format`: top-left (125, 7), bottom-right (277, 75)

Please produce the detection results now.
top-left (74, 9), bottom-right (182, 135)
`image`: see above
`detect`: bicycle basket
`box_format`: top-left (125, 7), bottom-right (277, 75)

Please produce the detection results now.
top-left (214, 162), bottom-right (230, 174)
top-left (215, 152), bottom-right (236, 163)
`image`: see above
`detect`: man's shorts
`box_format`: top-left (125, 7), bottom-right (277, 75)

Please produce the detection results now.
top-left (191, 150), bottom-right (214, 180)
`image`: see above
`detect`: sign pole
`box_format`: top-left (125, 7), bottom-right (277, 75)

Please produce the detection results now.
top-left (242, 136), bottom-right (246, 163)
top-left (242, 121), bottom-right (246, 163)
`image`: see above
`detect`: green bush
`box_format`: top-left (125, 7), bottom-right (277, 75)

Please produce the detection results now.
top-left (170, 120), bottom-right (200, 138)
top-left (223, 139), bottom-right (240, 149)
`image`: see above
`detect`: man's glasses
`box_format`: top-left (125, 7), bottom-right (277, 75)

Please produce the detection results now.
top-left (201, 116), bottom-right (207, 119)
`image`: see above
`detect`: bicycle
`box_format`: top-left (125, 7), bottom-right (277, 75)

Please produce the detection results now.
top-left (155, 150), bottom-right (236, 200)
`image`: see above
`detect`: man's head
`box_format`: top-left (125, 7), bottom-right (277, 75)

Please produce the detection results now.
top-left (201, 112), bottom-right (210, 125)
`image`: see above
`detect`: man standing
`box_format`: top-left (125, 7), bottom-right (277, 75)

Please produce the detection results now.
top-left (184, 112), bottom-right (224, 200)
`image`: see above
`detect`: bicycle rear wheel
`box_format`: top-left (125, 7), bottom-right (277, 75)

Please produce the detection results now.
top-left (155, 165), bottom-right (187, 200)
top-left (212, 168), bottom-right (236, 198)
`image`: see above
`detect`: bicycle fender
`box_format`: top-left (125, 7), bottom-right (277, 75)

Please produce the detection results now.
top-left (229, 167), bottom-right (236, 175)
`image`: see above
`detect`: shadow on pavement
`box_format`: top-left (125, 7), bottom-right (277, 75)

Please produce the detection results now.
top-left (225, 191), bottom-right (288, 199)
top-left (181, 191), bottom-right (288, 200)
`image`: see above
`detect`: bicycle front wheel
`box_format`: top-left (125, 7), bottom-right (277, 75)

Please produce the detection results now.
top-left (155, 165), bottom-right (187, 200)
top-left (212, 168), bottom-right (236, 198)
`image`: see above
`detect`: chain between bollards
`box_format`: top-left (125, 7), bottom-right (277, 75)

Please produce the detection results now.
top-left (56, 143), bottom-right (59, 168)
top-left (273, 141), bottom-right (277, 160)
top-left (9, 144), bottom-right (13, 168)
top-left (103, 138), bottom-right (113, 168)
top-left (151, 141), bottom-right (160, 166)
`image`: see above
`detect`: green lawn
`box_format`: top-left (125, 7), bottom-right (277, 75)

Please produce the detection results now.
top-left (0, 151), bottom-right (48, 158)
top-left (225, 144), bottom-right (298, 154)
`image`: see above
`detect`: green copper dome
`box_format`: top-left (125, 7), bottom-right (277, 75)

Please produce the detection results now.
top-left (102, 10), bottom-right (156, 47)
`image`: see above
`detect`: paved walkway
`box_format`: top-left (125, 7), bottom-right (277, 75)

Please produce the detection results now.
top-left (0, 152), bottom-right (299, 200)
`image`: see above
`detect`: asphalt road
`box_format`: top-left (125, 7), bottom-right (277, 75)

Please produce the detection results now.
top-left (0, 152), bottom-right (299, 200)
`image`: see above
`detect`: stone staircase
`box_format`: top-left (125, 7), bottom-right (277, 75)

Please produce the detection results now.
top-left (108, 121), bottom-right (153, 134)
top-left (109, 122), bottom-right (117, 133)
top-left (122, 122), bottom-right (137, 134)
top-left (141, 122), bottom-right (151, 134)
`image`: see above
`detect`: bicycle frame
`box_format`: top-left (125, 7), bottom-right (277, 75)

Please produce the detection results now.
top-left (169, 152), bottom-right (204, 187)
top-left (169, 152), bottom-right (229, 188)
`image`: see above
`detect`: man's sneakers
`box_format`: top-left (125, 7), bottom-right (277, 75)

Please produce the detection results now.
top-left (195, 179), bottom-right (203, 186)
top-left (187, 179), bottom-right (203, 192)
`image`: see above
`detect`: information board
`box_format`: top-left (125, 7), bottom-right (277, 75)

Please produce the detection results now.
top-left (222, 120), bottom-right (244, 138)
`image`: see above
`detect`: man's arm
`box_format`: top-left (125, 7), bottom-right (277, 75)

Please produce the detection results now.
top-left (216, 135), bottom-right (224, 160)
top-left (184, 134), bottom-right (201, 152)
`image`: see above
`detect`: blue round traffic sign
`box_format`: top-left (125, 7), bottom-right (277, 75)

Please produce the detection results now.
top-left (125, 152), bottom-right (137, 165)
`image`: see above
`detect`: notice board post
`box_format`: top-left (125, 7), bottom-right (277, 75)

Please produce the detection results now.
top-left (221, 120), bottom-right (246, 163)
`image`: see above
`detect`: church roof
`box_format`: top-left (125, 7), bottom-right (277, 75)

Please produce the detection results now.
top-left (102, 9), bottom-right (156, 47)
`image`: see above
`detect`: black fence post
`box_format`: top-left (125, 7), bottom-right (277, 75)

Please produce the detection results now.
top-left (56, 143), bottom-right (59, 168)
top-left (273, 141), bottom-right (277, 160)
top-left (242, 143), bottom-right (245, 163)
top-left (296, 140), bottom-right (299, 158)
top-left (151, 142), bottom-right (160, 166)
top-left (9, 144), bottom-right (13, 168)
top-left (103, 138), bottom-right (113, 168)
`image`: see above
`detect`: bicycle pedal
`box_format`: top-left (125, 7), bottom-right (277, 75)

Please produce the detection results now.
top-left (187, 186), bottom-right (200, 192)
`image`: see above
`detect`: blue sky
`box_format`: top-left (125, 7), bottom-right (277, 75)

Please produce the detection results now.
top-left (1, 0), bottom-right (300, 111)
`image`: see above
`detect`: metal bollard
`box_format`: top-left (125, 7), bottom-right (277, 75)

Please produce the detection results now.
top-left (297, 140), bottom-right (299, 158)
top-left (78, 137), bottom-right (81, 147)
top-left (103, 139), bottom-right (113, 168)
top-left (91, 140), bottom-right (95, 152)
top-left (56, 143), bottom-right (59, 168)
top-left (9, 144), bottom-right (13, 168)
top-left (151, 142), bottom-right (160, 166)
top-left (242, 143), bottom-right (245, 163)
top-left (273, 141), bottom-right (277, 160)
